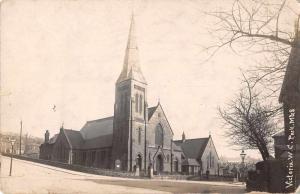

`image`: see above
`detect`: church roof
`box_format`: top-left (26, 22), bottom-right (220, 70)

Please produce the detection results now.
top-left (172, 142), bottom-right (182, 151)
top-left (48, 134), bottom-right (58, 144)
top-left (60, 128), bottom-right (113, 150)
top-left (116, 14), bottom-right (146, 84)
top-left (64, 129), bottom-right (84, 149)
top-left (148, 106), bottom-right (157, 120)
top-left (82, 134), bottom-right (113, 149)
top-left (182, 158), bottom-right (200, 166)
top-left (174, 137), bottom-right (209, 159)
top-left (80, 116), bottom-right (114, 140)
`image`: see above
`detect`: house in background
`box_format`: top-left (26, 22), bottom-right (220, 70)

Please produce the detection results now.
top-left (23, 134), bottom-right (43, 158)
top-left (0, 132), bottom-right (42, 157)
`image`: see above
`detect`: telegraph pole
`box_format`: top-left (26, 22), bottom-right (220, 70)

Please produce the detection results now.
top-left (144, 100), bottom-right (147, 174)
top-left (9, 138), bottom-right (16, 176)
top-left (19, 120), bottom-right (22, 155)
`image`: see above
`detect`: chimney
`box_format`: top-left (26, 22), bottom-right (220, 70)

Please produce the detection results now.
top-left (60, 122), bottom-right (64, 133)
top-left (182, 131), bottom-right (186, 142)
top-left (45, 130), bottom-right (49, 143)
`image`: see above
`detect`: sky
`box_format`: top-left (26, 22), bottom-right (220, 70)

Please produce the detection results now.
top-left (1, 0), bottom-right (299, 160)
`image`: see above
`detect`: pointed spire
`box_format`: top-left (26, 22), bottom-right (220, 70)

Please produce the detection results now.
top-left (182, 131), bottom-right (186, 142)
top-left (117, 14), bottom-right (147, 84)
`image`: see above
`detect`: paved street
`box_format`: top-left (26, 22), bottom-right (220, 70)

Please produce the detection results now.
top-left (0, 156), bottom-right (246, 194)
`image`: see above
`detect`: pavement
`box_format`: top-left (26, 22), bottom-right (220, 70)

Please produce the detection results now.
top-left (296, 185), bottom-right (300, 193)
top-left (0, 156), bottom-right (246, 194)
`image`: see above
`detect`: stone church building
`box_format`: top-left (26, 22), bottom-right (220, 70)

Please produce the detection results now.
top-left (40, 16), bottom-right (219, 175)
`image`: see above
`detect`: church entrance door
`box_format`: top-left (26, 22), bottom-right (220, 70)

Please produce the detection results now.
top-left (156, 154), bottom-right (163, 174)
top-left (137, 154), bottom-right (142, 170)
top-left (174, 159), bottom-right (179, 172)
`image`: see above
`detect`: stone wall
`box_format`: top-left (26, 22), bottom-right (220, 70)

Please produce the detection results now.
top-left (5, 153), bottom-right (140, 179)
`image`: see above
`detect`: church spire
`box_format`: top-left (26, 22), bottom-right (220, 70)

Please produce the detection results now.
top-left (117, 14), bottom-right (147, 84)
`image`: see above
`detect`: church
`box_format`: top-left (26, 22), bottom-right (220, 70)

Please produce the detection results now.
top-left (39, 15), bottom-right (219, 176)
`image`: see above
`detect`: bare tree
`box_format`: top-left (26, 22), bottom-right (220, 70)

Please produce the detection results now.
top-left (206, 0), bottom-right (299, 99)
top-left (207, 0), bottom-right (296, 53)
top-left (219, 74), bottom-right (279, 161)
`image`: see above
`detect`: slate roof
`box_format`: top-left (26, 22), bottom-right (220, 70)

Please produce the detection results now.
top-left (182, 158), bottom-right (200, 166)
top-left (148, 106), bottom-right (157, 120)
top-left (172, 142), bottom-right (182, 152)
top-left (174, 138), bottom-right (209, 159)
top-left (80, 117), bottom-right (114, 140)
top-left (50, 116), bottom-right (115, 150)
top-left (59, 129), bottom-right (113, 150)
top-left (48, 134), bottom-right (58, 144)
top-left (82, 134), bottom-right (113, 149)
top-left (64, 129), bottom-right (84, 149)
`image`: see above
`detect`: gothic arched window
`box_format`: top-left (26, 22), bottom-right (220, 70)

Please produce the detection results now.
top-left (135, 93), bottom-right (139, 112)
top-left (209, 152), bottom-right (212, 168)
top-left (207, 155), bottom-right (209, 169)
top-left (139, 94), bottom-right (143, 114)
top-left (155, 124), bottom-right (164, 146)
top-left (138, 128), bottom-right (142, 145)
top-left (125, 94), bottom-right (129, 114)
top-left (120, 94), bottom-right (124, 113)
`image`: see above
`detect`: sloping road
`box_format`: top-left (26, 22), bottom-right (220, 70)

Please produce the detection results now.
top-left (0, 156), bottom-right (245, 194)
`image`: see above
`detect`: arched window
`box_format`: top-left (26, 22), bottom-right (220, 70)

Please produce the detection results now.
top-left (155, 124), bottom-right (164, 146)
top-left (138, 128), bottom-right (142, 145)
top-left (209, 152), bottom-right (212, 168)
top-left (207, 156), bottom-right (209, 169)
top-left (124, 93), bottom-right (128, 114)
top-left (139, 94), bottom-right (143, 114)
top-left (135, 93), bottom-right (139, 112)
top-left (120, 94), bottom-right (124, 113)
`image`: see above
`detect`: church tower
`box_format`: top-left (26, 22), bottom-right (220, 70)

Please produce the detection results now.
top-left (112, 15), bottom-right (148, 171)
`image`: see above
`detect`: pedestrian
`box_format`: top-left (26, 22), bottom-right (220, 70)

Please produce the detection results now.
top-left (206, 169), bottom-right (210, 180)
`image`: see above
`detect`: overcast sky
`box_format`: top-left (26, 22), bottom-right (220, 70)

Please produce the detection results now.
top-left (1, 0), bottom-right (299, 160)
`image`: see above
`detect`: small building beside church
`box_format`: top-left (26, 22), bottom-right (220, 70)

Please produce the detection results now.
top-left (40, 15), bottom-right (219, 176)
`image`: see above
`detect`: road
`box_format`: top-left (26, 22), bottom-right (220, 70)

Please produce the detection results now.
top-left (0, 156), bottom-right (246, 194)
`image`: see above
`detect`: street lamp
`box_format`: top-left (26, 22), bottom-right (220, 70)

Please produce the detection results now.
top-left (240, 149), bottom-right (246, 182)
top-left (240, 149), bottom-right (246, 163)
top-left (9, 138), bottom-right (16, 176)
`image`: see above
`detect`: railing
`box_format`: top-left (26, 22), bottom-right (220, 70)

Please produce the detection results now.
top-left (153, 174), bottom-right (189, 180)
top-left (2, 153), bottom-right (141, 179)
top-left (3, 153), bottom-right (198, 181)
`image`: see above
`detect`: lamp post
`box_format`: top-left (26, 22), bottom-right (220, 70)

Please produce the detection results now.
top-left (240, 149), bottom-right (246, 182)
top-left (9, 138), bottom-right (16, 176)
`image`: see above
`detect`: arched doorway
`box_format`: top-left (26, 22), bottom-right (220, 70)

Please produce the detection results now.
top-left (174, 158), bottom-right (179, 173)
top-left (137, 154), bottom-right (142, 170)
top-left (156, 154), bottom-right (164, 173)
